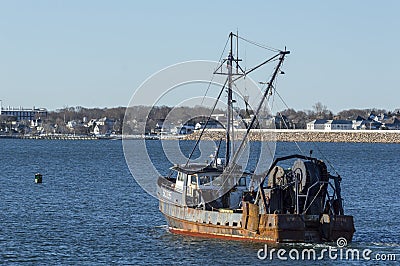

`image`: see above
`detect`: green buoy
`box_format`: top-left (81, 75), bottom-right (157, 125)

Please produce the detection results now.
top-left (35, 173), bottom-right (42, 183)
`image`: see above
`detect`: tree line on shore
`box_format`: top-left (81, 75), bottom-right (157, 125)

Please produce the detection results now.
top-left (50, 102), bottom-right (398, 129)
top-left (1, 103), bottom-right (399, 135)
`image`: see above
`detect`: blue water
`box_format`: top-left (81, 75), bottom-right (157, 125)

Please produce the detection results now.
top-left (0, 139), bottom-right (399, 265)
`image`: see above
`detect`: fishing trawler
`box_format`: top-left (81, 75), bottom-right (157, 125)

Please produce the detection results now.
top-left (156, 32), bottom-right (355, 243)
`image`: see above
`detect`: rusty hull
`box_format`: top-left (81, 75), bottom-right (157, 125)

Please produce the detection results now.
top-left (160, 200), bottom-right (355, 243)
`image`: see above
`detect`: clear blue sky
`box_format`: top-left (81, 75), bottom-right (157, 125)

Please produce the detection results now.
top-left (1, 0), bottom-right (399, 113)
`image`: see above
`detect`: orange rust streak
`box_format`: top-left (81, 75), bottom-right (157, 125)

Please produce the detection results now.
top-left (168, 227), bottom-right (277, 243)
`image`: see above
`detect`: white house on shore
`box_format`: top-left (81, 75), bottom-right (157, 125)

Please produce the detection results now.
top-left (307, 119), bottom-right (353, 130)
top-left (306, 119), bottom-right (327, 130)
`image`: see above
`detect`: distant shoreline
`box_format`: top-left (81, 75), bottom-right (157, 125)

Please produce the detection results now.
top-left (0, 134), bottom-right (107, 140)
top-left (2, 129), bottom-right (400, 143)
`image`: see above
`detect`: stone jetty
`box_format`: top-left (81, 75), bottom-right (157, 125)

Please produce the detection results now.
top-left (182, 129), bottom-right (400, 143)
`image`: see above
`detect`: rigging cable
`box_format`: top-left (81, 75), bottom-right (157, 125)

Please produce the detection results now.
top-left (272, 82), bottom-right (339, 175)
top-left (272, 87), bottom-right (306, 156)
top-left (215, 52), bottom-right (288, 195)
top-left (237, 35), bottom-right (280, 53)
top-left (312, 142), bottom-right (340, 176)
top-left (269, 59), bottom-right (341, 174)
top-left (266, 58), bottom-right (307, 155)
top-left (200, 36), bottom-right (230, 106)
top-left (185, 78), bottom-right (228, 166)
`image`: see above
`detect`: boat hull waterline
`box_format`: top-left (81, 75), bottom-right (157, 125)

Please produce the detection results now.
top-left (159, 200), bottom-right (355, 243)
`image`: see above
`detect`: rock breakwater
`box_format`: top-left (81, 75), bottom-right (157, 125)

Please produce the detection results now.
top-left (182, 129), bottom-right (400, 143)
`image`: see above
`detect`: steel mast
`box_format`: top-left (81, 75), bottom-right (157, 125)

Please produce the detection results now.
top-left (226, 33), bottom-right (234, 166)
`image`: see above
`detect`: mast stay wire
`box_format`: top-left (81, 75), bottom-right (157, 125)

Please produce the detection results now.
top-left (215, 52), bottom-right (288, 195)
top-left (272, 85), bottom-right (306, 157)
top-left (237, 35), bottom-right (280, 53)
top-left (265, 61), bottom-right (304, 157)
top-left (201, 36), bottom-right (230, 106)
top-left (198, 34), bottom-right (278, 162)
top-left (271, 72), bottom-right (340, 175)
top-left (186, 78), bottom-right (228, 166)
top-left (202, 34), bottom-right (279, 106)
top-left (197, 35), bottom-right (342, 175)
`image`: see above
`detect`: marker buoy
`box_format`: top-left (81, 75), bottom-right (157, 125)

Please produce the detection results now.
top-left (35, 173), bottom-right (42, 184)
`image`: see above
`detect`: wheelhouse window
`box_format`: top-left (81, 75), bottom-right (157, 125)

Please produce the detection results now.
top-left (190, 175), bottom-right (197, 185)
top-left (199, 175), bottom-right (211, 186)
top-left (177, 172), bottom-right (184, 182)
top-left (238, 176), bottom-right (246, 186)
top-left (212, 176), bottom-right (223, 186)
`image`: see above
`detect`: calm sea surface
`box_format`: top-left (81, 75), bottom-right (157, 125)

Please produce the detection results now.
top-left (0, 139), bottom-right (399, 265)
